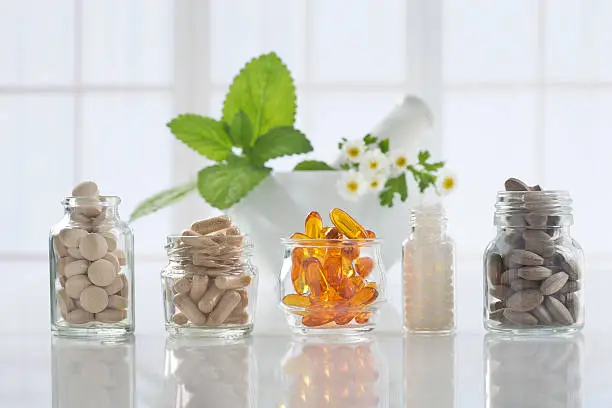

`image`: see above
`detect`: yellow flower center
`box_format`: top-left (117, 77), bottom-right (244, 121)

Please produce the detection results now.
top-left (347, 181), bottom-right (359, 193)
top-left (395, 157), bottom-right (407, 167)
top-left (370, 180), bottom-right (379, 188)
top-left (369, 161), bottom-right (378, 170)
top-left (442, 177), bottom-right (455, 190)
top-left (347, 147), bottom-right (360, 158)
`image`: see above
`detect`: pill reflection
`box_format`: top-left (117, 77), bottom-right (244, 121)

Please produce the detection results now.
top-left (485, 333), bottom-right (583, 408)
top-left (164, 337), bottom-right (256, 408)
top-left (404, 334), bottom-right (455, 408)
top-left (52, 336), bottom-right (134, 408)
top-left (280, 339), bottom-right (387, 408)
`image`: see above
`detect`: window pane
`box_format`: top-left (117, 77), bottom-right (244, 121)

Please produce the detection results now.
top-left (81, 93), bottom-right (173, 255)
top-left (443, 90), bottom-right (538, 254)
top-left (81, 0), bottom-right (173, 85)
top-left (443, 0), bottom-right (538, 83)
top-left (546, 0), bottom-right (612, 81)
top-left (544, 89), bottom-right (612, 253)
top-left (0, 96), bottom-right (74, 252)
top-left (311, 0), bottom-right (406, 83)
top-left (0, 0), bottom-right (74, 85)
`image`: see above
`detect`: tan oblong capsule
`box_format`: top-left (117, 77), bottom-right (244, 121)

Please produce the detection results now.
top-left (197, 285), bottom-right (225, 314)
top-left (190, 215), bottom-right (232, 235)
top-left (215, 275), bottom-right (251, 290)
top-left (208, 290), bottom-right (241, 325)
top-left (175, 293), bottom-right (207, 325)
top-left (189, 275), bottom-right (209, 302)
top-left (225, 311), bottom-right (249, 325)
top-left (172, 312), bottom-right (188, 325)
top-left (95, 308), bottom-right (126, 323)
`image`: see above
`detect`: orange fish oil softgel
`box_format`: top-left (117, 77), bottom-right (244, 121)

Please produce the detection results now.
top-left (329, 208), bottom-right (367, 239)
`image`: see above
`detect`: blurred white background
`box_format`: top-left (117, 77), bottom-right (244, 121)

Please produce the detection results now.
top-left (1, 0), bottom-right (609, 334)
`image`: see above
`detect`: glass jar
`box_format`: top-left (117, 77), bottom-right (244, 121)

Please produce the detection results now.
top-left (49, 196), bottom-right (134, 338)
top-left (161, 234), bottom-right (258, 337)
top-left (163, 337), bottom-right (256, 407)
top-left (484, 191), bottom-right (584, 333)
top-left (279, 238), bottom-right (386, 335)
top-left (402, 204), bottom-right (456, 334)
top-left (279, 338), bottom-right (388, 407)
top-left (52, 336), bottom-right (135, 408)
top-left (485, 333), bottom-right (583, 407)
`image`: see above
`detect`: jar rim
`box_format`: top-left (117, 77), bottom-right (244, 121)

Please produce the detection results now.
top-left (62, 196), bottom-right (121, 206)
top-left (280, 238), bottom-right (382, 246)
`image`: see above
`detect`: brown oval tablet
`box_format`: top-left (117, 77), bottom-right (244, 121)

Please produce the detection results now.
top-left (59, 228), bottom-right (88, 248)
top-left (531, 304), bottom-right (553, 324)
top-left (518, 266), bottom-right (552, 281)
top-left (79, 233), bottom-right (108, 261)
top-left (88, 259), bottom-right (117, 286)
top-left (503, 309), bottom-right (538, 326)
top-left (507, 289), bottom-right (543, 312)
top-left (545, 296), bottom-right (574, 325)
top-left (80, 286), bottom-right (109, 313)
top-left (510, 278), bottom-right (540, 292)
top-left (507, 249), bottom-right (544, 267)
top-left (540, 272), bottom-right (569, 295)
top-left (487, 253), bottom-right (503, 285)
top-left (64, 259), bottom-right (89, 277)
top-left (72, 181), bottom-right (99, 197)
top-left (65, 275), bottom-right (92, 299)
top-left (504, 178), bottom-right (530, 191)
top-left (500, 268), bottom-right (520, 285)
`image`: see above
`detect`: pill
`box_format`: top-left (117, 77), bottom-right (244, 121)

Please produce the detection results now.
top-left (175, 293), bottom-right (207, 325)
top-left (189, 275), bottom-right (209, 302)
top-left (303, 257), bottom-right (328, 297)
top-left (108, 295), bottom-right (128, 310)
top-left (190, 215), bottom-right (232, 235)
top-left (349, 286), bottom-right (378, 306)
top-left (197, 285), bottom-right (225, 314)
top-left (365, 230), bottom-right (376, 238)
top-left (64, 259), bottom-right (89, 277)
top-left (80, 286), bottom-right (109, 313)
top-left (291, 232), bottom-right (310, 239)
top-left (172, 312), bottom-right (188, 325)
top-left (67, 247), bottom-right (84, 259)
top-left (302, 312), bottom-right (334, 327)
top-left (96, 309), bottom-right (126, 323)
top-left (72, 181), bottom-right (99, 197)
top-left (59, 228), bottom-right (88, 248)
top-left (215, 275), bottom-right (251, 290)
top-left (305, 211), bottom-right (323, 238)
top-left (329, 208), bottom-right (367, 239)
top-left (236, 289), bottom-right (249, 310)
top-left (282, 294), bottom-right (311, 308)
top-left (355, 257), bottom-right (374, 278)
top-left (77, 204), bottom-right (103, 218)
top-left (291, 248), bottom-right (309, 295)
top-left (102, 275), bottom-right (123, 295)
top-left (225, 311), bottom-right (248, 325)
top-left (59, 276), bottom-right (66, 288)
top-left (102, 252), bottom-right (120, 272)
top-left (57, 256), bottom-right (75, 276)
top-left (53, 234), bottom-right (68, 257)
top-left (323, 255), bottom-right (343, 286)
top-left (88, 259), bottom-right (117, 287)
top-left (100, 232), bottom-right (117, 252)
top-left (71, 212), bottom-right (92, 225)
top-left (324, 227), bottom-right (342, 240)
top-left (355, 312), bottom-right (371, 324)
top-left (174, 278), bottom-right (192, 294)
top-left (225, 226), bottom-right (243, 246)
top-left (79, 233), bottom-right (108, 261)
top-left (65, 275), bottom-right (92, 299)
top-left (66, 309), bottom-right (93, 324)
top-left (58, 289), bottom-right (75, 317)
top-left (113, 249), bottom-right (126, 266)
top-left (208, 290), bottom-right (241, 325)
top-left (119, 274), bottom-right (129, 297)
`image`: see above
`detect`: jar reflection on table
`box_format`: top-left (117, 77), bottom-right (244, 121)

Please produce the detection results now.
top-left (279, 338), bottom-right (388, 407)
top-left (404, 334), bottom-right (455, 408)
top-left (52, 336), bottom-right (134, 408)
top-left (163, 337), bottom-right (256, 408)
top-left (485, 333), bottom-right (583, 408)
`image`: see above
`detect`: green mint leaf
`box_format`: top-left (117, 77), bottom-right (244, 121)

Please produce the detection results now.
top-left (294, 160), bottom-right (336, 171)
top-left (167, 114), bottom-right (232, 161)
top-left (423, 160), bottom-right (445, 172)
top-left (363, 134), bottom-right (378, 145)
top-left (418, 150), bottom-right (431, 164)
top-left (229, 111), bottom-right (254, 149)
top-left (378, 138), bottom-right (390, 153)
top-left (379, 173), bottom-right (408, 207)
top-left (250, 126), bottom-right (312, 164)
top-left (226, 152), bottom-right (243, 165)
top-left (129, 181), bottom-right (197, 222)
top-left (198, 162), bottom-right (271, 209)
top-left (222, 52), bottom-right (296, 140)
top-left (340, 163), bottom-right (351, 170)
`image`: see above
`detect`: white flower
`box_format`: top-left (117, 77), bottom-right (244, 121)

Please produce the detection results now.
top-left (366, 173), bottom-right (387, 193)
top-left (342, 139), bottom-right (366, 163)
top-left (359, 149), bottom-right (389, 175)
top-left (389, 149), bottom-right (409, 175)
top-left (337, 171), bottom-right (367, 201)
top-left (437, 170), bottom-right (457, 195)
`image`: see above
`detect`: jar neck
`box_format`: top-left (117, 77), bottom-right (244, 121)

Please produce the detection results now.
top-left (494, 191), bottom-right (573, 228)
top-left (410, 204), bottom-right (447, 238)
top-left (62, 196), bottom-right (121, 220)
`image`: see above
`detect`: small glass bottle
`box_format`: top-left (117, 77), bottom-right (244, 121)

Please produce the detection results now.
top-left (402, 203), bottom-right (456, 334)
top-left (49, 195), bottom-right (135, 338)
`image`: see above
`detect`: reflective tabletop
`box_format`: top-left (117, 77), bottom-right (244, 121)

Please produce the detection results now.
top-left (1, 331), bottom-right (610, 407)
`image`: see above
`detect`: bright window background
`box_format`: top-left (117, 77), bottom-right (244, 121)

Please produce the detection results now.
top-left (0, 0), bottom-right (607, 333)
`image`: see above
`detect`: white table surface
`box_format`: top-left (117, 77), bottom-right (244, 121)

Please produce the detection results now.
top-left (1, 330), bottom-right (610, 407)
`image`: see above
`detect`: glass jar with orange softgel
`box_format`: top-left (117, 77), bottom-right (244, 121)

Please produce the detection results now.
top-left (279, 208), bottom-right (386, 336)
